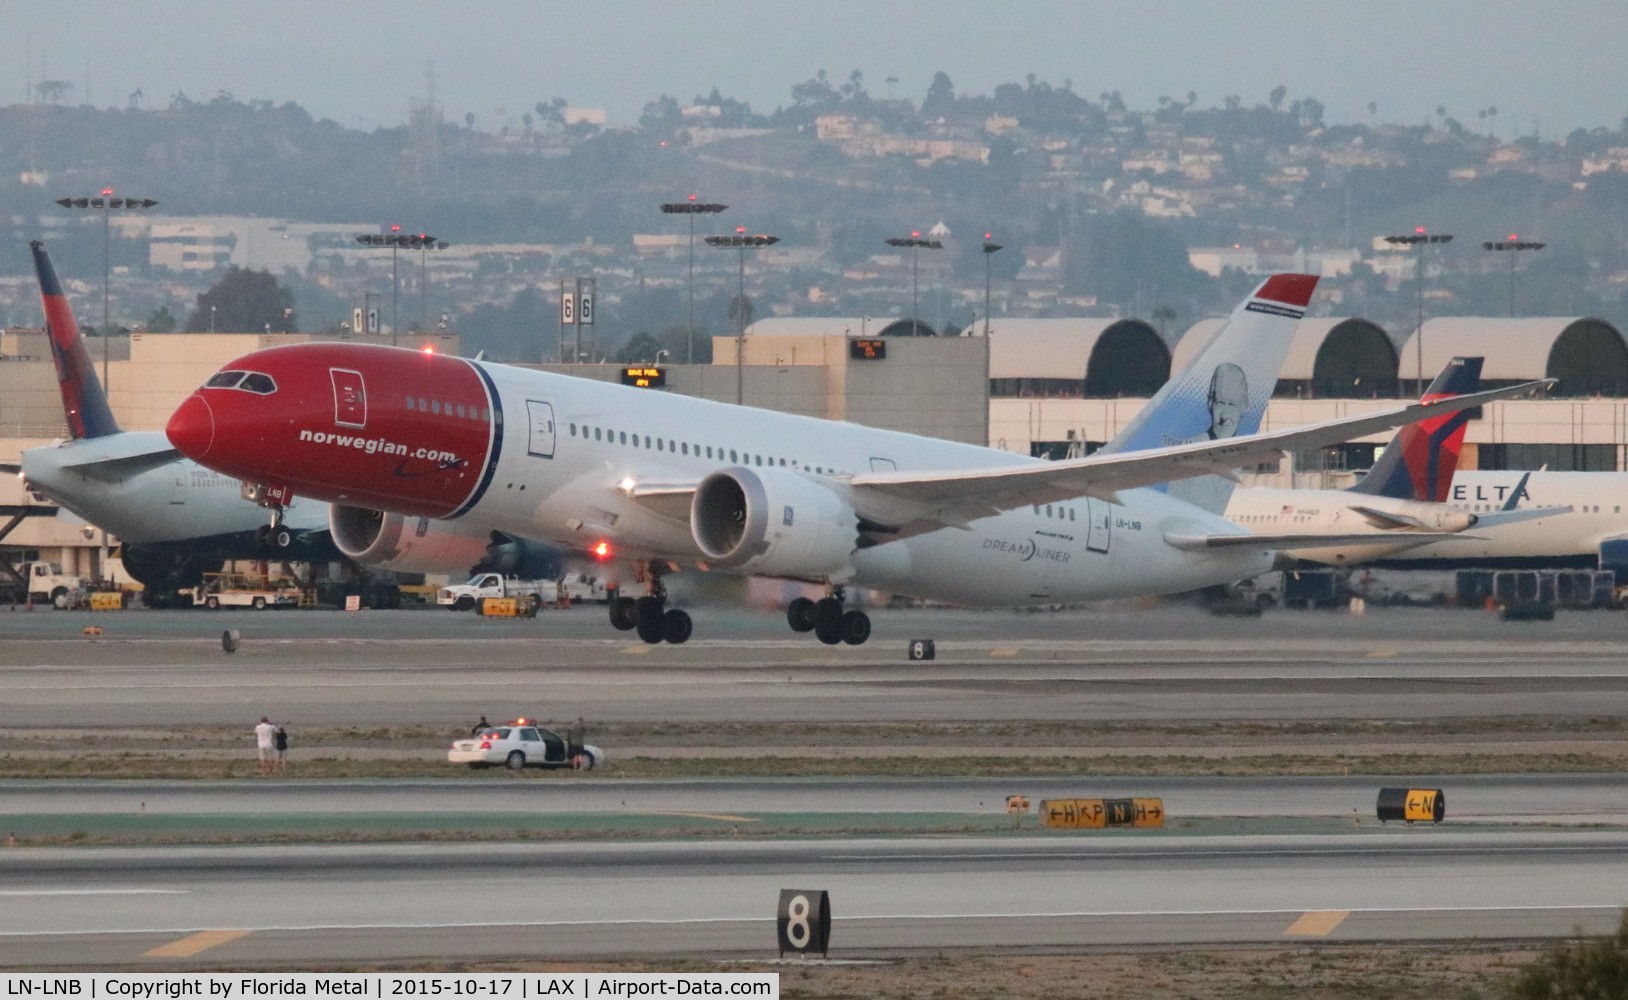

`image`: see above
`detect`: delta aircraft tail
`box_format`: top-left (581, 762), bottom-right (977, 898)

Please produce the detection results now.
top-left (1349, 356), bottom-right (1482, 503)
top-left (31, 240), bottom-right (120, 440)
top-left (1097, 273), bottom-right (1318, 513)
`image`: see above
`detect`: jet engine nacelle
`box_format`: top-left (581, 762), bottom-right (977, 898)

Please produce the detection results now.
top-left (1387, 500), bottom-right (1479, 533)
top-left (330, 504), bottom-right (558, 577)
top-left (691, 467), bottom-right (856, 578)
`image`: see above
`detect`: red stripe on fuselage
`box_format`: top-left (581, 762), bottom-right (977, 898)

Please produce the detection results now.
top-left (175, 344), bottom-right (494, 518)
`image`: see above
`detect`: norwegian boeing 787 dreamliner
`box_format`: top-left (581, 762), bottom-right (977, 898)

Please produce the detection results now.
top-left (165, 274), bottom-right (1545, 644)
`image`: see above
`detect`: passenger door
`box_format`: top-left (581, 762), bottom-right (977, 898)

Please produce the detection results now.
top-left (1086, 498), bottom-right (1111, 554)
top-left (330, 369), bottom-right (367, 428)
top-left (526, 400), bottom-right (556, 459)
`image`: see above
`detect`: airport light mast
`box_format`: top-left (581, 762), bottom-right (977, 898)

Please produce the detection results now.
top-left (356, 229), bottom-right (444, 345)
top-left (660, 197), bottom-right (727, 364)
top-left (705, 229), bottom-right (780, 405)
top-left (1483, 237), bottom-right (1545, 317)
top-left (54, 190), bottom-right (158, 392)
top-left (981, 234), bottom-right (1003, 337)
top-left (885, 232), bottom-right (943, 334)
top-left (1384, 229), bottom-right (1453, 396)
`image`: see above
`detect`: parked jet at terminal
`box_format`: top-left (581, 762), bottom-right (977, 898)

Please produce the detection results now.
top-left (165, 273), bottom-right (1546, 644)
top-left (1224, 356), bottom-right (1559, 566)
top-left (15, 241), bottom-right (559, 602)
top-left (1371, 469), bottom-right (1622, 572)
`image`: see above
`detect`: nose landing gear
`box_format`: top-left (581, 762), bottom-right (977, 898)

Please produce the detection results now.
top-left (788, 586), bottom-right (870, 645)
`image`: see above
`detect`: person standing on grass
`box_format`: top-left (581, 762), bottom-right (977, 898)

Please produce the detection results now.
top-left (273, 724), bottom-right (290, 775)
top-left (254, 717), bottom-right (276, 776)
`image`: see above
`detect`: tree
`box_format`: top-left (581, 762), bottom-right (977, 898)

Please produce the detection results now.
top-left (184, 268), bottom-right (296, 333)
top-left (1269, 84), bottom-right (1287, 111)
top-left (922, 71), bottom-right (956, 118)
top-left (143, 306), bottom-right (177, 333)
top-left (615, 331), bottom-right (665, 364)
top-left (35, 80), bottom-right (72, 104)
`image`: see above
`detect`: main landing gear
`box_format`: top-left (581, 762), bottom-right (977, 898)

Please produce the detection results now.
top-left (787, 586), bottom-right (870, 646)
top-left (607, 562), bottom-right (691, 645)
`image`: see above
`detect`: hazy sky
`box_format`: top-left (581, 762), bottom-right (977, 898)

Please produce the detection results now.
top-left (10, 1), bottom-right (1627, 136)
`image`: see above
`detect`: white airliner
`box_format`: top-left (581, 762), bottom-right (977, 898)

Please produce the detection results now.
top-left (1223, 356), bottom-right (1560, 566)
top-left (1369, 470), bottom-right (1621, 571)
top-left (14, 241), bottom-right (560, 601)
top-left (164, 274), bottom-right (1545, 644)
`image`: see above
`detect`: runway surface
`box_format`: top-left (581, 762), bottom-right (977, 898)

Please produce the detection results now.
top-left (2, 833), bottom-right (1626, 967)
top-left (6, 774), bottom-right (1628, 823)
top-left (2, 604), bottom-right (1626, 967)
top-left (2, 605), bottom-right (1627, 726)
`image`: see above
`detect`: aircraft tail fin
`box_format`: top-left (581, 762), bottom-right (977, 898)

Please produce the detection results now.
top-left (1348, 356), bottom-right (1482, 502)
top-left (1096, 273), bottom-right (1318, 513)
top-left (31, 240), bottom-right (121, 440)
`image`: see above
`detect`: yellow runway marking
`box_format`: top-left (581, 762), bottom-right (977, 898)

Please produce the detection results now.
top-left (145, 929), bottom-right (251, 958)
top-left (1284, 910), bottom-right (1349, 937)
top-left (989, 648), bottom-right (1019, 658)
top-left (622, 645), bottom-right (654, 655)
top-left (638, 811), bottom-right (759, 823)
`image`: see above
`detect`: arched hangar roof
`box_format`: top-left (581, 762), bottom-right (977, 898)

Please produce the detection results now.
top-left (1173, 316), bottom-right (1396, 397)
top-left (1401, 317), bottom-right (1628, 396)
top-left (986, 318), bottom-right (1164, 379)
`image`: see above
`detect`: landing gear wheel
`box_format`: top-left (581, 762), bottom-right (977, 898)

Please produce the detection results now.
top-left (840, 609), bottom-right (871, 646)
top-left (813, 597), bottom-right (844, 631)
top-left (634, 596), bottom-right (665, 627)
top-left (608, 596), bottom-right (638, 631)
top-left (274, 528), bottom-right (292, 550)
top-left (787, 597), bottom-right (817, 633)
top-left (636, 612), bottom-right (665, 645)
top-left (255, 524), bottom-right (271, 548)
top-left (814, 618), bottom-right (843, 645)
top-left (661, 608), bottom-right (692, 645)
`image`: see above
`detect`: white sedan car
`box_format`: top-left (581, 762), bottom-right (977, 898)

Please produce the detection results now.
top-left (448, 720), bottom-right (603, 771)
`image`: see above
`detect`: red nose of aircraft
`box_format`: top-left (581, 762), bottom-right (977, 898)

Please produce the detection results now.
top-left (166, 393), bottom-right (216, 461)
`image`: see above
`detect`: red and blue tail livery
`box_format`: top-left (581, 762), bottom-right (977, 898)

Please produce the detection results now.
top-left (31, 240), bottom-right (120, 440)
top-left (1350, 356), bottom-right (1482, 503)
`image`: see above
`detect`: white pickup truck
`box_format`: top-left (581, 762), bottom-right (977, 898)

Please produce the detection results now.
top-left (438, 572), bottom-right (611, 611)
top-left (438, 573), bottom-right (549, 611)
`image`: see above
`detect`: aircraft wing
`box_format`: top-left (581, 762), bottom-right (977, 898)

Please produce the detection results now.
top-left (51, 446), bottom-right (183, 483)
top-left (848, 379), bottom-right (1553, 534)
top-left (1470, 505), bottom-right (1571, 529)
top-left (1164, 530), bottom-right (1477, 551)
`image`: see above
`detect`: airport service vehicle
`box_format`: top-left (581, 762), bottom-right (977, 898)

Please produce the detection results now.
top-left (448, 719), bottom-right (602, 771)
top-left (183, 571), bottom-right (303, 610)
top-left (167, 274), bottom-right (1545, 646)
top-left (9, 560), bottom-right (88, 607)
top-left (438, 572), bottom-right (548, 611)
top-left (1224, 357), bottom-right (1558, 566)
top-left (14, 241), bottom-right (563, 606)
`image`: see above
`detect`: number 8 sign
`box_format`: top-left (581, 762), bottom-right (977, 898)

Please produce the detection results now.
top-left (776, 888), bottom-right (831, 957)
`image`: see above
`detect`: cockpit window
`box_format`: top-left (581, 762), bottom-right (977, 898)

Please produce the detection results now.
top-left (240, 373), bottom-right (278, 394)
top-left (205, 370), bottom-right (276, 394)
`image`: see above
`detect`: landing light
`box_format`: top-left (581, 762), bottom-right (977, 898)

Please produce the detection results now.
top-left (421, 345), bottom-right (436, 355)
top-left (593, 540), bottom-right (611, 560)
top-left (618, 476), bottom-right (636, 493)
